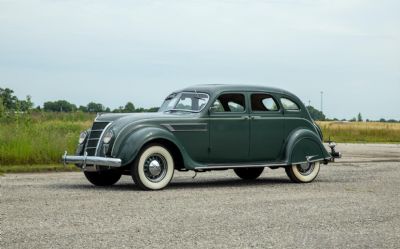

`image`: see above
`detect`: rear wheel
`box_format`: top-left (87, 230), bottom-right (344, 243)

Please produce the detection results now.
top-left (84, 170), bottom-right (122, 186)
top-left (234, 167), bottom-right (264, 180)
top-left (131, 144), bottom-right (175, 190)
top-left (285, 161), bottom-right (320, 183)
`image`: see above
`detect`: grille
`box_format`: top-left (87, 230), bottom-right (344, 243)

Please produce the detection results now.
top-left (85, 121), bottom-right (110, 156)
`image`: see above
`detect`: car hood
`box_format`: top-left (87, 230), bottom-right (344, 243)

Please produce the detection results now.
top-left (95, 112), bottom-right (197, 131)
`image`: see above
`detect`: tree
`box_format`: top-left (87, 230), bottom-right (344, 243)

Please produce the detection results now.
top-left (0, 96), bottom-right (4, 117)
top-left (147, 107), bottom-right (159, 112)
top-left (124, 102), bottom-right (135, 112)
top-left (19, 95), bottom-right (34, 112)
top-left (78, 105), bottom-right (88, 112)
top-left (306, 105), bottom-right (325, 121)
top-left (87, 102), bottom-right (104, 113)
top-left (357, 113), bottom-right (363, 122)
top-left (43, 100), bottom-right (77, 112)
top-left (0, 87), bottom-right (18, 110)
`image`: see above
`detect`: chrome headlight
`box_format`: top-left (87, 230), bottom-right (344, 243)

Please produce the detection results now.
top-left (103, 130), bottom-right (114, 144)
top-left (78, 131), bottom-right (87, 144)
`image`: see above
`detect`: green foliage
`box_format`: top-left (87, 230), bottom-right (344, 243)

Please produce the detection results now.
top-left (0, 112), bottom-right (95, 166)
top-left (306, 105), bottom-right (325, 121)
top-left (0, 87), bottom-right (18, 110)
top-left (124, 102), bottom-right (135, 112)
top-left (87, 102), bottom-right (105, 112)
top-left (357, 113), bottom-right (363, 122)
top-left (0, 87), bottom-right (33, 112)
top-left (43, 100), bottom-right (77, 112)
top-left (0, 96), bottom-right (4, 117)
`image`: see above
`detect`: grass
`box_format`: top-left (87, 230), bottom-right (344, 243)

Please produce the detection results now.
top-left (0, 113), bottom-right (399, 173)
top-left (0, 112), bottom-right (95, 172)
top-left (317, 121), bottom-right (400, 143)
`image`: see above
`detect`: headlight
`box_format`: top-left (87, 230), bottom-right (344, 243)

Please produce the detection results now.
top-left (79, 131), bottom-right (87, 144)
top-left (103, 130), bottom-right (114, 144)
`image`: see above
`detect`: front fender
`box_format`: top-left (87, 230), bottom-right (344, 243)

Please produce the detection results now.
top-left (110, 125), bottom-right (185, 166)
top-left (285, 128), bottom-right (331, 164)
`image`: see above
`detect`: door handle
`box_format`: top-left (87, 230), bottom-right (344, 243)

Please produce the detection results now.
top-left (241, 116), bottom-right (250, 120)
top-left (251, 116), bottom-right (262, 120)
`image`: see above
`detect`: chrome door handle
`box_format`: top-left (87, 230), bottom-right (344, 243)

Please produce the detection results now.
top-left (242, 116), bottom-right (250, 120)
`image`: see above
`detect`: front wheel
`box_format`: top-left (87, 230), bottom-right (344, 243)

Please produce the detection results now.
top-left (234, 167), bottom-right (264, 180)
top-left (285, 161), bottom-right (320, 183)
top-left (84, 170), bottom-right (122, 186)
top-left (131, 144), bottom-right (175, 190)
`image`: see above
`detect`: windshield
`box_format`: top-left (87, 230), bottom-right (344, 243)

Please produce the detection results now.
top-left (159, 92), bottom-right (210, 113)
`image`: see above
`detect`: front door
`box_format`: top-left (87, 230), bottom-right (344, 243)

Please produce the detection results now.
top-left (209, 93), bottom-right (249, 163)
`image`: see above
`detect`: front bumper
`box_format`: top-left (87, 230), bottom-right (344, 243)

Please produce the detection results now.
top-left (62, 151), bottom-right (122, 168)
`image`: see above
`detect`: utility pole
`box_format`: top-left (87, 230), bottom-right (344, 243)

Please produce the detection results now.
top-left (320, 91), bottom-right (323, 113)
top-left (308, 100), bottom-right (311, 107)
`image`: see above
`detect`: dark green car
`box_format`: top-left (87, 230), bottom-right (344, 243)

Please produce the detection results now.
top-left (63, 85), bottom-right (341, 190)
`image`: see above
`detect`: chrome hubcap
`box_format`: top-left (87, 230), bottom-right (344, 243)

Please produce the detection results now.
top-left (144, 154), bottom-right (167, 182)
top-left (296, 162), bottom-right (315, 176)
top-left (148, 160), bottom-right (162, 176)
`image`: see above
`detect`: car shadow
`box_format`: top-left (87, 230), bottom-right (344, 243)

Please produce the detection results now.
top-left (53, 177), bottom-right (296, 191)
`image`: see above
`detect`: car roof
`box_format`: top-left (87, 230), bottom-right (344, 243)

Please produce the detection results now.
top-left (178, 84), bottom-right (297, 98)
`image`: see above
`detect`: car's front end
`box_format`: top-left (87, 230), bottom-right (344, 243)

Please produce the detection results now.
top-left (62, 117), bottom-right (123, 171)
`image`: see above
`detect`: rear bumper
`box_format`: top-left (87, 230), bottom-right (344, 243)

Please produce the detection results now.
top-left (328, 142), bottom-right (342, 162)
top-left (62, 151), bottom-right (122, 168)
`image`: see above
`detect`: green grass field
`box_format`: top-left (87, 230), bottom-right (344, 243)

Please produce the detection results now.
top-left (0, 112), bottom-right (95, 173)
top-left (317, 121), bottom-right (400, 143)
top-left (1, 113), bottom-right (399, 173)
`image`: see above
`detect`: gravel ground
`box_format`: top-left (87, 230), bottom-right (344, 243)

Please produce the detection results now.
top-left (1, 143), bottom-right (400, 249)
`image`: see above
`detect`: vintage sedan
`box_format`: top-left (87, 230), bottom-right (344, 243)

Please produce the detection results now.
top-left (62, 85), bottom-right (341, 190)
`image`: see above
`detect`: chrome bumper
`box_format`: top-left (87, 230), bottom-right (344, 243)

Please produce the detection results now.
top-left (62, 151), bottom-right (122, 168)
top-left (328, 142), bottom-right (342, 162)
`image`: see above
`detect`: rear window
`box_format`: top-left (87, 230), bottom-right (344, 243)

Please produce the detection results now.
top-left (281, 98), bottom-right (300, 111)
top-left (251, 94), bottom-right (279, 112)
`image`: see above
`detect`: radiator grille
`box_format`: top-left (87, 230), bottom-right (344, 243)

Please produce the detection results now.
top-left (85, 121), bottom-right (110, 156)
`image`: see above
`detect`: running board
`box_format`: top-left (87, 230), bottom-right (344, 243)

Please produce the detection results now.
top-left (195, 162), bottom-right (288, 170)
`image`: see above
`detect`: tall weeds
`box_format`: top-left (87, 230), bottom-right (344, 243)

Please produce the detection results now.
top-left (0, 112), bottom-right (94, 165)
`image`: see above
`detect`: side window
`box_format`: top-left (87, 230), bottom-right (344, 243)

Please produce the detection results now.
top-left (211, 93), bottom-right (246, 113)
top-left (251, 94), bottom-right (279, 112)
top-left (281, 98), bottom-right (300, 111)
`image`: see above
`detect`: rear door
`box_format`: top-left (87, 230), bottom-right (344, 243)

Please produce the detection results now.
top-left (249, 93), bottom-right (284, 161)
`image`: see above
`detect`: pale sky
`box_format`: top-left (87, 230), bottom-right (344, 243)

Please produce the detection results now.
top-left (1, 0), bottom-right (399, 120)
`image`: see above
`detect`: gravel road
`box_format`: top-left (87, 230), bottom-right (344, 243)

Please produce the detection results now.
top-left (1, 143), bottom-right (400, 249)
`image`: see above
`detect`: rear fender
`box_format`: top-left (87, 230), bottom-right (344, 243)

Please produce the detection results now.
top-left (285, 128), bottom-right (331, 164)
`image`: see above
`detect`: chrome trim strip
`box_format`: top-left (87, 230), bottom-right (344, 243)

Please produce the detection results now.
top-left (162, 123), bottom-right (208, 132)
top-left (95, 122), bottom-right (113, 156)
top-left (293, 158), bottom-right (325, 165)
top-left (196, 162), bottom-right (288, 170)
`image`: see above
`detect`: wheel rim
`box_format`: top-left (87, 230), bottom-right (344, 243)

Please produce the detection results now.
top-left (296, 162), bottom-right (315, 176)
top-left (143, 153), bottom-right (168, 183)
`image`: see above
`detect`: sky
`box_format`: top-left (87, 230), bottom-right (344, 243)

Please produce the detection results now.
top-left (0, 0), bottom-right (399, 120)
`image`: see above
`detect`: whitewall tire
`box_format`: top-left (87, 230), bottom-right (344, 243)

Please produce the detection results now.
top-left (285, 161), bottom-right (320, 183)
top-left (132, 144), bottom-right (174, 190)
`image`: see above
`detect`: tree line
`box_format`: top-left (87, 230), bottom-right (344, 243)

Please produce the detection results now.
top-left (1, 87), bottom-right (399, 122)
top-left (0, 87), bottom-right (158, 116)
